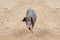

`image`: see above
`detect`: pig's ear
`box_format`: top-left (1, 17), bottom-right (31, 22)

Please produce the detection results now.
top-left (22, 17), bottom-right (26, 22)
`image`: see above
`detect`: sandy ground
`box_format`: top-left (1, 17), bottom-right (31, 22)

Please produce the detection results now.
top-left (0, 0), bottom-right (60, 40)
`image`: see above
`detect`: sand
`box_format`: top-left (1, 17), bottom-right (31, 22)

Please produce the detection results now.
top-left (0, 0), bottom-right (60, 40)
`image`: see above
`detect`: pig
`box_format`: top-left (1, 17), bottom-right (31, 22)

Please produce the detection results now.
top-left (22, 9), bottom-right (37, 32)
